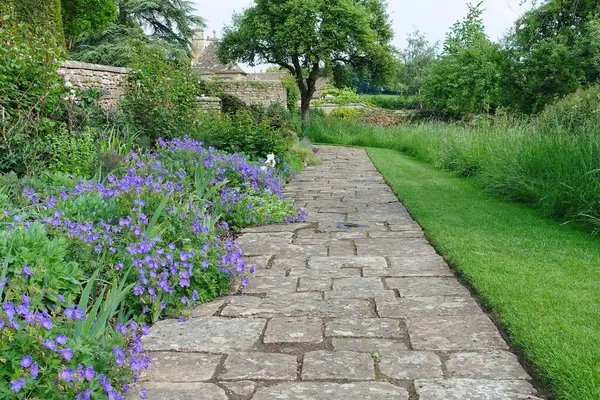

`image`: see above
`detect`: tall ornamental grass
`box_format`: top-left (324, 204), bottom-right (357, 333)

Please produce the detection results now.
top-left (307, 113), bottom-right (600, 232)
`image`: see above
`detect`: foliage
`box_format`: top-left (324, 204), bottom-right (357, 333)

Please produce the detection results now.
top-left (319, 88), bottom-right (362, 105)
top-left (40, 126), bottom-right (99, 177)
top-left (360, 94), bottom-right (423, 110)
top-left (220, 94), bottom-right (249, 116)
top-left (394, 29), bottom-right (438, 99)
top-left (120, 48), bottom-right (202, 144)
top-left (1, 0), bottom-right (65, 49)
top-left (307, 114), bottom-right (600, 231)
top-left (0, 138), bottom-right (304, 398)
top-left (368, 146), bottom-right (600, 400)
top-left (423, 3), bottom-right (503, 116)
top-left (329, 107), bottom-right (361, 121)
top-left (69, 0), bottom-right (204, 67)
top-left (218, 0), bottom-right (396, 124)
top-left (281, 75), bottom-right (300, 113)
top-left (536, 84), bottom-right (600, 133)
top-left (61, 0), bottom-right (117, 47)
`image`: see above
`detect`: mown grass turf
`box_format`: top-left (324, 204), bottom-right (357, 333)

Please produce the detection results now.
top-left (368, 148), bottom-right (600, 400)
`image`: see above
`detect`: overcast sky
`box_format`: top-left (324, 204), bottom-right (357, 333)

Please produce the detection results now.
top-left (193, 0), bottom-right (530, 71)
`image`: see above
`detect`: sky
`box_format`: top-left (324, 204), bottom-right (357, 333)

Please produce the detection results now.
top-left (193, 0), bottom-right (530, 71)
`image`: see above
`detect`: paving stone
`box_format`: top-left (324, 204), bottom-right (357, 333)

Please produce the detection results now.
top-left (238, 235), bottom-right (326, 257)
top-left (309, 256), bottom-right (387, 270)
top-left (324, 289), bottom-right (396, 300)
top-left (333, 277), bottom-right (384, 291)
top-left (243, 255), bottom-right (272, 269)
top-left (264, 317), bottom-right (323, 344)
top-left (408, 315), bottom-right (508, 350)
top-left (328, 241), bottom-right (356, 256)
top-left (220, 352), bottom-right (297, 380)
top-left (296, 230), bottom-right (330, 239)
top-left (289, 267), bottom-right (361, 278)
top-left (355, 238), bottom-right (436, 257)
top-left (242, 223), bottom-right (311, 233)
top-left (325, 318), bottom-right (403, 338)
top-left (364, 256), bottom-right (453, 277)
top-left (301, 351), bottom-right (375, 380)
top-left (141, 382), bottom-right (228, 400)
top-left (368, 230), bottom-right (424, 238)
top-left (189, 299), bottom-right (226, 318)
top-left (332, 338), bottom-right (408, 352)
top-left (378, 351), bottom-right (443, 379)
top-left (446, 351), bottom-right (530, 379)
top-left (221, 296), bottom-right (374, 318)
top-left (330, 230), bottom-right (367, 239)
top-left (142, 352), bottom-right (221, 382)
top-left (220, 380), bottom-right (256, 397)
top-left (243, 276), bottom-right (298, 294)
top-left (143, 317), bottom-right (265, 353)
top-left (271, 257), bottom-right (307, 270)
top-left (385, 277), bottom-right (471, 296)
top-left (376, 296), bottom-right (482, 318)
top-left (415, 379), bottom-right (541, 400)
top-left (298, 277), bottom-right (332, 292)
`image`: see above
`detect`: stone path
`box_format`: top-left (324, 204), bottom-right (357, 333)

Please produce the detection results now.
top-left (141, 146), bottom-right (543, 399)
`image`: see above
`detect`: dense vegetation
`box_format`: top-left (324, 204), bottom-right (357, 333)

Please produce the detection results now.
top-left (0, 12), bottom-right (312, 399)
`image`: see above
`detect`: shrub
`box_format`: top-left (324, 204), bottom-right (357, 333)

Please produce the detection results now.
top-left (220, 93), bottom-right (249, 116)
top-left (319, 88), bottom-right (362, 105)
top-left (40, 126), bottom-right (98, 177)
top-left (537, 85), bottom-right (600, 133)
top-left (281, 75), bottom-right (300, 113)
top-left (329, 107), bottom-right (362, 121)
top-left (120, 48), bottom-right (202, 144)
top-left (360, 94), bottom-right (423, 110)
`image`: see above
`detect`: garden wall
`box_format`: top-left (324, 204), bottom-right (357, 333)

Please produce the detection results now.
top-left (60, 61), bottom-right (221, 110)
top-left (213, 80), bottom-right (287, 108)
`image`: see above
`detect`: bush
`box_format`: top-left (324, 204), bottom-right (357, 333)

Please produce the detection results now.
top-left (281, 75), bottom-right (300, 113)
top-left (360, 94), bottom-right (423, 110)
top-left (120, 48), bottom-right (202, 144)
top-left (537, 85), bottom-right (600, 133)
top-left (40, 126), bottom-right (98, 177)
top-left (220, 93), bottom-right (249, 116)
top-left (319, 88), bottom-right (362, 105)
top-left (329, 107), bottom-right (362, 121)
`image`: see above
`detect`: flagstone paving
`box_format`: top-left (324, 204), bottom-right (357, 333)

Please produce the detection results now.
top-left (141, 146), bottom-right (543, 399)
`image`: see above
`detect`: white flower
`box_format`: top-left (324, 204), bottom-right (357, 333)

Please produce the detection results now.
top-left (260, 166), bottom-right (268, 172)
top-left (265, 154), bottom-right (276, 168)
top-left (64, 81), bottom-right (73, 88)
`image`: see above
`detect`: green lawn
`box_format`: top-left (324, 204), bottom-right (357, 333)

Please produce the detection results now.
top-left (368, 147), bottom-right (600, 400)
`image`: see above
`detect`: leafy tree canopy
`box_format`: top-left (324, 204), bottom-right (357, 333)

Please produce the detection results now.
top-left (218, 0), bottom-right (396, 124)
top-left (61, 0), bottom-right (117, 47)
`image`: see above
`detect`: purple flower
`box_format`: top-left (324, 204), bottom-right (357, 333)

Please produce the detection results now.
top-left (83, 365), bottom-right (95, 381)
top-left (22, 265), bottom-right (34, 277)
top-left (76, 388), bottom-right (92, 400)
top-left (57, 294), bottom-right (66, 303)
top-left (20, 355), bottom-right (33, 368)
top-left (30, 362), bottom-right (39, 378)
top-left (140, 387), bottom-right (147, 399)
top-left (60, 368), bottom-right (74, 382)
top-left (65, 307), bottom-right (85, 320)
top-left (56, 334), bottom-right (67, 345)
top-left (59, 348), bottom-right (73, 361)
top-left (10, 378), bottom-right (26, 392)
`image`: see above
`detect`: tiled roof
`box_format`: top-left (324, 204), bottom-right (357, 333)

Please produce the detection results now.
top-left (192, 42), bottom-right (246, 75)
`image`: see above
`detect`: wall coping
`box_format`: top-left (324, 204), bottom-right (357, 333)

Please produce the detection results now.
top-left (198, 96), bottom-right (221, 102)
top-left (61, 60), bottom-right (130, 74)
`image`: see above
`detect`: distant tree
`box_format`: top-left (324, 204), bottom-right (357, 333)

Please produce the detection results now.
top-left (423, 2), bottom-right (502, 116)
top-left (501, 0), bottom-right (600, 113)
top-left (395, 28), bottom-right (438, 102)
top-left (69, 0), bottom-right (204, 67)
top-left (61, 0), bottom-right (117, 48)
top-left (217, 0), bottom-right (396, 126)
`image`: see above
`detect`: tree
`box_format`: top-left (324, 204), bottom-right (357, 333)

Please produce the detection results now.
top-left (217, 0), bottom-right (396, 126)
top-left (69, 0), bottom-right (204, 67)
top-left (395, 28), bottom-right (438, 103)
top-left (501, 0), bottom-right (600, 113)
top-left (423, 2), bottom-right (503, 116)
top-left (61, 0), bottom-right (117, 48)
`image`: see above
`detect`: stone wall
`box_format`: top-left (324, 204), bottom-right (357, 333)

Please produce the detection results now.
top-left (60, 61), bottom-right (129, 107)
top-left (213, 80), bottom-right (287, 108)
top-left (60, 61), bottom-right (222, 111)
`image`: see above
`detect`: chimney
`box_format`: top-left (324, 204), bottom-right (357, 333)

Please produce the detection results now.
top-left (191, 29), bottom-right (205, 64)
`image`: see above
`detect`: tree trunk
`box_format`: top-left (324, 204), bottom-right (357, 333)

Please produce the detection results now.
top-left (301, 93), bottom-right (311, 129)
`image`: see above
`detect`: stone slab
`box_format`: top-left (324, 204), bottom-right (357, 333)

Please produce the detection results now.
top-left (220, 380), bottom-right (256, 397)
top-left (301, 351), bottom-right (375, 381)
top-left (252, 382), bottom-right (409, 400)
top-left (355, 239), bottom-right (435, 257)
top-left (220, 352), bottom-right (297, 380)
top-left (333, 277), bottom-right (384, 291)
top-left (243, 276), bottom-right (298, 294)
top-left (264, 317), bottom-right (324, 344)
top-left (446, 351), bottom-right (531, 380)
top-left (362, 256), bottom-right (453, 277)
top-left (415, 379), bottom-right (541, 400)
top-left (143, 317), bottom-right (265, 353)
top-left (385, 277), bottom-right (470, 297)
top-left (298, 277), bottom-right (332, 292)
top-left (189, 300), bottom-right (226, 318)
top-left (142, 352), bottom-right (221, 382)
top-left (242, 223), bottom-right (311, 233)
top-left (221, 296), bottom-right (374, 318)
top-left (408, 315), bottom-right (508, 351)
top-left (376, 296), bottom-right (482, 318)
top-left (325, 318), bottom-right (403, 338)
top-left (332, 338), bottom-right (408, 352)
top-left (378, 351), bottom-right (443, 379)
top-left (140, 382), bottom-right (228, 400)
